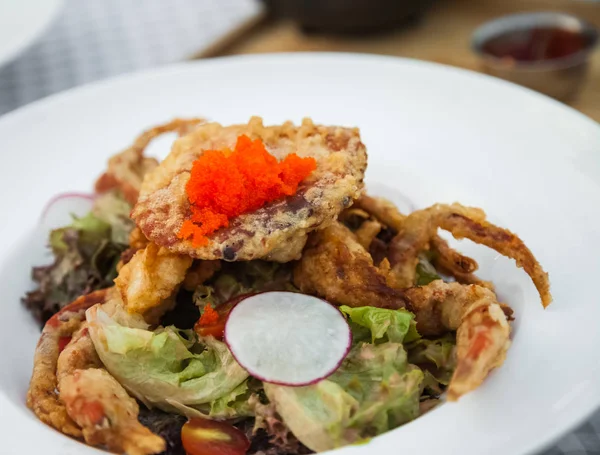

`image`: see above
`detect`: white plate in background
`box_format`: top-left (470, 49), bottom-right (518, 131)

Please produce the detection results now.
top-left (0, 53), bottom-right (599, 455)
top-left (0, 0), bottom-right (63, 68)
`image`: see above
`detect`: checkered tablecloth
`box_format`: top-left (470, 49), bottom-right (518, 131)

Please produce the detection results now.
top-left (0, 0), bottom-right (262, 114)
top-left (542, 416), bottom-right (600, 455)
top-left (0, 1), bottom-right (598, 453)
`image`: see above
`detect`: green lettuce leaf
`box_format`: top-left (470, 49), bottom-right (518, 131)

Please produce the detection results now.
top-left (209, 378), bottom-right (265, 418)
top-left (23, 190), bottom-right (133, 327)
top-left (340, 306), bottom-right (420, 344)
top-left (92, 190), bottom-right (135, 244)
top-left (88, 304), bottom-right (250, 418)
top-left (415, 253), bottom-right (441, 286)
top-left (264, 380), bottom-right (358, 452)
top-left (407, 334), bottom-right (456, 386)
top-left (193, 261), bottom-right (297, 308)
top-left (264, 342), bottom-right (423, 452)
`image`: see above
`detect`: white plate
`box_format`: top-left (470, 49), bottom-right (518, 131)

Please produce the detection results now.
top-left (0, 53), bottom-right (599, 455)
top-left (0, 0), bottom-right (63, 68)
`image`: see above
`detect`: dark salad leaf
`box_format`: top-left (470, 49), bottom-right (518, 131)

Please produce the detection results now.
top-left (138, 407), bottom-right (187, 455)
top-left (22, 191), bottom-right (133, 327)
top-left (407, 333), bottom-right (457, 391)
top-left (193, 261), bottom-right (297, 308)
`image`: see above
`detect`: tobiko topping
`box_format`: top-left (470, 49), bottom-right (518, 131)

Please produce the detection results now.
top-left (178, 135), bottom-right (317, 247)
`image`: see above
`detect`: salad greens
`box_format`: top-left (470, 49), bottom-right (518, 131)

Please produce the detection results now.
top-left (23, 190), bottom-right (133, 326)
top-left (340, 305), bottom-right (420, 344)
top-left (407, 334), bottom-right (457, 386)
top-left (90, 305), bottom-right (250, 418)
top-left (258, 304), bottom-right (456, 452)
top-left (265, 335), bottom-right (424, 451)
top-left (194, 261), bottom-right (297, 308)
top-left (23, 187), bottom-right (459, 455)
top-left (91, 280), bottom-right (454, 454)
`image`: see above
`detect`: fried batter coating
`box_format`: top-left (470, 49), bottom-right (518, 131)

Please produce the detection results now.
top-left (353, 194), bottom-right (406, 231)
top-left (293, 222), bottom-right (409, 309)
top-left (117, 227), bottom-right (153, 271)
top-left (354, 195), bottom-right (480, 282)
top-left (26, 290), bottom-right (108, 438)
top-left (57, 323), bottom-right (164, 455)
top-left (405, 281), bottom-right (511, 401)
top-left (354, 219), bottom-right (382, 249)
top-left (182, 260), bottom-right (222, 291)
top-left (132, 117), bottom-right (367, 262)
top-left (57, 324), bottom-right (100, 375)
top-left (430, 236), bottom-right (478, 275)
top-left (129, 226), bottom-right (151, 250)
top-left (115, 243), bottom-right (192, 318)
top-left (388, 203), bottom-right (551, 306)
top-left (95, 118), bottom-right (205, 204)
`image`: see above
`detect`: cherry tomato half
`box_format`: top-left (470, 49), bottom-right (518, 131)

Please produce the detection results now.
top-left (181, 418), bottom-right (250, 455)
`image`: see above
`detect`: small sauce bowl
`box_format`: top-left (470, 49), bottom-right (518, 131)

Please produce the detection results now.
top-left (472, 12), bottom-right (598, 101)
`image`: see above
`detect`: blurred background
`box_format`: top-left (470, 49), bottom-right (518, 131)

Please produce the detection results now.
top-left (0, 0), bottom-right (599, 120)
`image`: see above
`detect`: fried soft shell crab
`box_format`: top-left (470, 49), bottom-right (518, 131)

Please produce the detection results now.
top-left (25, 116), bottom-right (551, 455)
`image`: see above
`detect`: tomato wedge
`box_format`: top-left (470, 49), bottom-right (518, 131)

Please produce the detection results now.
top-left (181, 418), bottom-right (250, 455)
top-left (196, 322), bottom-right (227, 339)
top-left (194, 294), bottom-right (253, 340)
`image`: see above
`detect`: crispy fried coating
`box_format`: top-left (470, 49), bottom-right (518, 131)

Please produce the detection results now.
top-left (95, 118), bottom-right (205, 204)
top-left (440, 209), bottom-right (551, 307)
top-left (354, 195), bottom-right (480, 282)
top-left (132, 117), bottom-right (367, 262)
top-left (293, 222), bottom-right (409, 309)
top-left (353, 194), bottom-right (406, 231)
top-left (57, 324), bottom-right (101, 375)
top-left (57, 322), bottom-right (164, 455)
top-left (430, 236), bottom-right (478, 275)
top-left (182, 260), bottom-right (222, 291)
top-left (405, 281), bottom-right (511, 401)
top-left (117, 227), bottom-right (153, 271)
top-left (26, 289), bottom-right (108, 438)
top-left (388, 203), bottom-right (551, 306)
top-left (115, 243), bottom-right (192, 318)
top-left (354, 219), bottom-right (382, 249)
top-left (129, 226), bottom-right (151, 250)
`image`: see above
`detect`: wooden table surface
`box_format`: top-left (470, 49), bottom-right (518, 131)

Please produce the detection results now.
top-left (218, 0), bottom-right (600, 122)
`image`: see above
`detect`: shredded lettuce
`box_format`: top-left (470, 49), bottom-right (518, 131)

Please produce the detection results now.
top-left (193, 261), bottom-right (297, 308)
top-left (264, 341), bottom-right (423, 452)
top-left (263, 306), bottom-right (458, 451)
top-left (209, 381), bottom-right (252, 418)
top-left (406, 334), bottom-right (457, 386)
top-left (340, 305), bottom-right (420, 344)
top-left (89, 305), bottom-right (250, 418)
top-left (92, 190), bottom-right (135, 244)
top-left (23, 191), bottom-right (133, 326)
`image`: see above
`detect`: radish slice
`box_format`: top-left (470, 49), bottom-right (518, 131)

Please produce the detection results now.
top-left (224, 292), bottom-right (351, 386)
top-left (40, 193), bottom-right (95, 231)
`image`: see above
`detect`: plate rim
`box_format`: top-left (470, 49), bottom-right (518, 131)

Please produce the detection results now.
top-left (0, 52), bottom-right (598, 132)
top-left (1, 52), bottom-right (599, 455)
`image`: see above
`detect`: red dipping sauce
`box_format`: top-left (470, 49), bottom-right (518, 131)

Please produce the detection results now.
top-left (482, 27), bottom-right (589, 62)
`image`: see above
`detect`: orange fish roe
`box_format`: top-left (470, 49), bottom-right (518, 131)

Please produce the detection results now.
top-left (199, 304), bottom-right (219, 326)
top-left (178, 135), bottom-right (317, 247)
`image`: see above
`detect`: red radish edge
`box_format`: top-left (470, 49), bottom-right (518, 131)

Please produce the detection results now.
top-left (223, 292), bottom-right (352, 387)
top-left (40, 192), bottom-right (95, 223)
